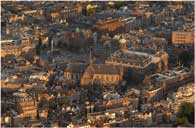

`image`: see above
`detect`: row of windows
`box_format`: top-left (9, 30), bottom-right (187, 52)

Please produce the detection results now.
top-left (66, 73), bottom-right (80, 80)
top-left (66, 73), bottom-right (120, 82)
top-left (175, 40), bottom-right (192, 43)
top-left (109, 59), bottom-right (148, 67)
top-left (94, 75), bottom-right (119, 81)
top-left (175, 34), bottom-right (190, 37)
top-left (175, 37), bottom-right (186, 40)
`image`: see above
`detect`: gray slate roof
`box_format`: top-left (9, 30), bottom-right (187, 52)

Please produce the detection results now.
top-left (91, 64), bottom-right (121, 75)
top-left (65, 63), bottom-right (88, 73)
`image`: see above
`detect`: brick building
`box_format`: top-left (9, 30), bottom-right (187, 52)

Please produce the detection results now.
top-left (172, 31), bottom-right (194, 45)
top-left (64, 63), bottom-right (88, 83)
top-left (94, 19), bottom-right (125, 35)
top-left (80, 64), bottom-right (123, 86)
top-left (13, 88), bottom-right (38, 126)
top-left (49, 4), bottom-right (82, 22)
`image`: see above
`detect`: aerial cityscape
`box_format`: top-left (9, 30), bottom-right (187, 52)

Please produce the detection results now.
top-left (1, 1), bottom-right (194, 127)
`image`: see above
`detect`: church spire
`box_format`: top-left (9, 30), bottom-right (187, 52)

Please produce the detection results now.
top-left (89, 47), bottom-right (93, 65)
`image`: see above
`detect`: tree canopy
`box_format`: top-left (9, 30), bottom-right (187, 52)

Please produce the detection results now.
top-left (114, 1), bottom-right (126, 9)
top-left (177, 102), bottom-right (194, 125)
top-left (178, 50), bottom-right (193, 67)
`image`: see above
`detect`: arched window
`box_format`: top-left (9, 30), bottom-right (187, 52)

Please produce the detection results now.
top-left (116, 76), bottom-right (119, 81)
top-left (106, 76), bottom-right (108, 81)
top-left (108, 76), bottom-right (111, 81)
top-left (71, 74), bottom-right (73, 79)
top-left (101, 75), bottom-right (104, 80)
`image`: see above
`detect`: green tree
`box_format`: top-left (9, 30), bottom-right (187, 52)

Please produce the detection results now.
top-left (49, 100), bottom-right (58, 110)
top-left (176, 117), bottom-right (189, 125)
top-left (179, 102), bottom-right (193, 117)
top-left (35, 36), bottom-right (43, 55)
top-left (177, 102), bottom-right (194, 125)
top-left (58, 97), bottom-right (69, 106)
top-left (36, 44), bottom-right (41, 55)
top-left (189, 108), bottom-right (194, 124)
top-left (179, 51), bottom-right (193, 67)
top-left (114, 1), bottom-right (125, 9)
top-left (38, 36), bottom-right (42, 47)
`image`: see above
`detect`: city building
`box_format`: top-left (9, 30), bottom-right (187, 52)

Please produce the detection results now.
top-left (1, 1), bottom-right (194, 127)
top-left (49, 4), bottom-right (82, 22)
top-left (130, 112), bottom-right (153, 126)
top-left (172, 31), bottom-right (194, 45)
top-left (168, 83), bottom-right (195, 112)
top-left (87, 97), bottom-right (132, 126)
top-left (80, 64), bottom-right (123, 86)
top-left (106, 38), bottom-right (168, 79)
top-left (12, 87), bottom-right (38, 126)
top-left (94, 18), bottom-right (125, 35)
top-left (120, 17), bottom-right (137, 32)
top-left (64, 63), bottom-right (88, 83)
top-left (147, 67), bottom-right (193, 96)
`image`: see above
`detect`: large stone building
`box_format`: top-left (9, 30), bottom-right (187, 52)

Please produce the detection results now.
top-left (87, 97), bottom-right (133, 127)
top-left (146, 67), bottom-right (194, 97)
top-left (106, 38), bottom-right (168, 80)
top-left (49, 4), bottom-right (82, 22)
top-left (1, 36), bottom-right (35, 58)
top-left (169, 83), bottom-right (195, 112)
top-left (130, 112), bottom-right (153, 127)
top-left (52, 30), bottom-right (93, 49)
top-left (94, 18), bottom-right (125, 35)
top-left (80, 64), bottom-right (123, 86)
top-left (13, 87), bottom-right (38, 126)
top-left (8, 14), bottom-right (25, 23)
top-left (64, 63), bottom-right (88, 83)
top-left (172, 31), bottom-right (194, 45)
top-left (120, 17), bottom-right (137, 32)
top-left (1, 45), bottom-right (22, 57)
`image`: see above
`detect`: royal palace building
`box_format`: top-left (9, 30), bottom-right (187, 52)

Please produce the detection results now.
top-left (106, 38), bottom-right (168, 80)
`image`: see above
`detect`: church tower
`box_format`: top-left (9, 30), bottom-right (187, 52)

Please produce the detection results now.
top-left (119, 36), bottom-right (127, 50)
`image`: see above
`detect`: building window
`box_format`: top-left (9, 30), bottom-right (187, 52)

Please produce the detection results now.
top-left (71, 74), bottom-right (73, 79)
top-left (104, 75), bottom-right (106, 81)
top-left (108, 76), bottom-right (111, 81)
top-left (67, 73), bottom-right (69, 79)
top-left (106, 76), bottom-right (108, 81)
top-left (116, 76), bottom-right (119, 81)
top-left (101, 75), bottom-right (104, 80)
top-left (113, 76), bottom-right (116, 81)
top-left (76, 74), bottom-right (78, 80)
top-left (96, 75), bottom-right (100, 79)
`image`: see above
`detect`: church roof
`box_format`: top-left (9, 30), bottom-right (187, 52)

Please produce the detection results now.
top-left (65, 63), bottom-right (88, 73)
top-left (91, 64), bottom-right (120, 75)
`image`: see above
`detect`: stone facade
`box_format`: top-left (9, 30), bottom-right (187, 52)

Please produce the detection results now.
top-left (172, 31), bottom-right (194, 45)
top-left (80, 64), bottom-right (123, 86)
top-left (106, 47), bottom-right (168, 80)
top-left (64, 63), bottom-right (88, 83)
top-left (94, 19), bottom-right (125, 35)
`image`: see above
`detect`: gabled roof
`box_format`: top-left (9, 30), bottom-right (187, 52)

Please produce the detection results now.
top-left (65, 63), bottom-right (88, 73)
top-left (90, 64), bottom-right (120, 75)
